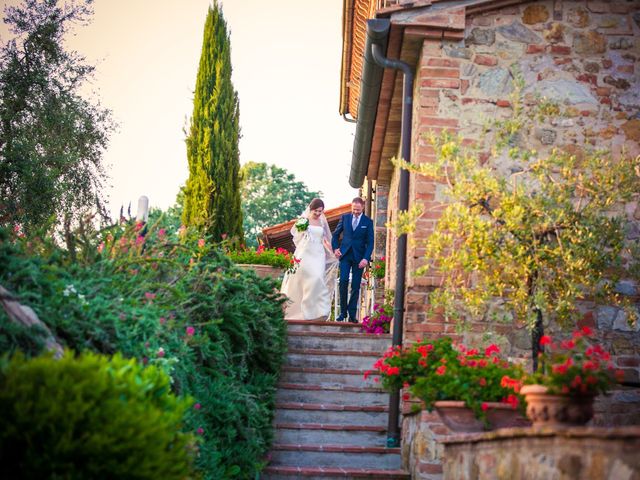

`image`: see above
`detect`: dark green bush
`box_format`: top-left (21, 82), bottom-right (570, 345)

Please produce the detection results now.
top-left (0, 350), bottom-right (197, 479)
top-left (0, 219), bottom-right (288, 478)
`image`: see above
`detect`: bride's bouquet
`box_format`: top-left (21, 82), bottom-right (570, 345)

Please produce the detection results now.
top-left (294, 217), bottom-right (309, 232)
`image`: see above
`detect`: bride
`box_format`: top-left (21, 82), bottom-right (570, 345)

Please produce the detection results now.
top-left (280, 198), bottom-right (338, 320)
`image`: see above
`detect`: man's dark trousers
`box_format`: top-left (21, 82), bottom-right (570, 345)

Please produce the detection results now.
top-left (339, 250), bottom-right (364, 321)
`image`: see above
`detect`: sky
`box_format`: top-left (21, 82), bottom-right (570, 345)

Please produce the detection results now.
top-left (0, 0), bottom-right (358, 219)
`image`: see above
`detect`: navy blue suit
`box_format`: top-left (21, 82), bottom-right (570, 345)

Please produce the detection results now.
top-left (331, 213), bottom-right (374, 320)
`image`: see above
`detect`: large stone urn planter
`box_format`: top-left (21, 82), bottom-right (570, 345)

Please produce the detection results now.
top-left (235, 264), bottom-right (284, 280)
top-left (520, 384), bottom-right (595, 426)
top-left (434, 400), bottom-right (530, 433)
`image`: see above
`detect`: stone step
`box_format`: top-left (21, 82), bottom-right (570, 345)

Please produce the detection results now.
top-left (269, 444), bottom-right (402, 470)
top-left (281, 367), bottom-right (379, 388)
top-left (286, 349), bottom-right (380, 371)
top-left (286, 319), bottom-right (364, 334)
top-left (287, 331), bottom-right (391, 353)
top-left (260, 465), bottom-right (410, 479)
top-left (276, 383), bottom-right (388, 406)
top-left (275, 423), bottom-right (387, 446)
top-left (274, 403), bottom-right (388, 426)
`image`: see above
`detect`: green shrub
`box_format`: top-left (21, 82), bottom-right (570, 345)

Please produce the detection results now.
top-left (0, 220), bottom-right (288, 479)
top-left (227, 245), bottom-right (298, 273)
top-left (0, 350), bottom-right (197, 479)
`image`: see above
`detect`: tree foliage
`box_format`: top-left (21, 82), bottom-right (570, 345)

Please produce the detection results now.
top-left (182, 2), bottom-right (243, 243)
top-left (240, 161), bottom-right (321, 247)
top-left (0, 0), bottom-right (113, 234)
top-left (398, 92), bottom-right (640, 345)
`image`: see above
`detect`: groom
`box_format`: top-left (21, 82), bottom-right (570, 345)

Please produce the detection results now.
top-left (332, 197), bottom-right (374, 323)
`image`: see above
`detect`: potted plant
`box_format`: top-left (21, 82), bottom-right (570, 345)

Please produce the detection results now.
top-left (511, 326), bottom-right (624, 426)
top-left (368, 337), bottom-right (527, 432)
top-left (227, 245), bottom-right (299, 280)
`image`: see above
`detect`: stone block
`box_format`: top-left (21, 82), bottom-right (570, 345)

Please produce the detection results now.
top-left (567, 6), bottom-right (590, 28)
top-left (522, 4), bottom-right (550, 24)
top-left (475, 67), bottom-right (513, 97)
top-left (533, 79), bottom-right (598, 105)
top-left (466, 28), bottom-right (495, 46)
top-left (574, 31), bottom-right (608, 54)
top-left (496, 21), bottom-right (542, 44)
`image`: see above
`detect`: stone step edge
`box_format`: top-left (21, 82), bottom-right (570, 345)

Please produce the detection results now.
top-left (276, 423), bottom-right (386, 432)
top-left (288, 331), bottom-right (392, 339)
top-left (278, 383), bottom-right (385, 393)
top-left (287, 348), bottom-right (382, 357)
top-left (282, 366), bottom-right (379, 376)
top-left (287, 320), bottom-right (362, 328)
top-left (262, 466), bottom-right (410, 478)
top-left (276, 402), bottom-right (388, 412)
top-left (272, 444), bottom-right (401, 454)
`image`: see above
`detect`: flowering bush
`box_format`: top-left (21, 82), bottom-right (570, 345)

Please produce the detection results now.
top-left (518, 327), bottom-right (622, 396)
top-left (368, 337), bottom-right (524, 421)
top-left (369, 257), bottom-right (386, 280)
top-left (0, 219), bottom-right (288, 479)
top-left (227, 245), bottom-right (299, 274)
top-left (361, 292), bottom-right (393, 334)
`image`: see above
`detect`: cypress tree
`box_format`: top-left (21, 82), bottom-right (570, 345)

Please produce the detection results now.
top-left (182, 2), bottom-right (243, 242)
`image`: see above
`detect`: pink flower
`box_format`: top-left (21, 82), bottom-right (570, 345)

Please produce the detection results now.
top-left (136, 235), bottom-right (145, 246)
top-left (157, 347), bottom-right (165, 358)
top-left (481, 402), bottom-right (489, 412)
top-left (193, 403), bottom-right (202, 410)
top-left (539, 335), bottom-right (552, 346)
top-left (135, 222), bottom-right (144, 231)
top-left (198, 238), bottom-right (205, 248)
top-left (97, 242), bottom-right (105, 253)
top-left (145, 292), bottom-right (156, 301)
top-left (197, 427), bottom-right (204, 435)
top-left (159, 317), bottom-right (166, 325)
top-left (157, 228), bottom-right (166, 238)
top-left (186, 326), bottom-right (195, 336)
top-left (436, 365), bottom-right (447, 375)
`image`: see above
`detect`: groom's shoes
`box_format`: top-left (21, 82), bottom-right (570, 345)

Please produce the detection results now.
top-left (348, 317), bottom-right (358, 324)
top-left (336, 315), bottom-right (346, 322)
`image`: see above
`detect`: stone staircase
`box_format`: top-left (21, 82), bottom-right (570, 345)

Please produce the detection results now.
top-left (261, 320), bottom-right (409, 479)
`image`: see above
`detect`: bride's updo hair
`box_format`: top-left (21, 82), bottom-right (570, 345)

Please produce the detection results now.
top-left (309, 198), bottom-right (324, 211)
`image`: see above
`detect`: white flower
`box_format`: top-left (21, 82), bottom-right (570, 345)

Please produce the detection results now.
top-left (63, 284), bottom-right (77, 297)
top-left (295, 217), bottom-right (309, 232)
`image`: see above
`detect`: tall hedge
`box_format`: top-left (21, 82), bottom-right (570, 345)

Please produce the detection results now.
top-left (182, 2), bottom-right (243, 243)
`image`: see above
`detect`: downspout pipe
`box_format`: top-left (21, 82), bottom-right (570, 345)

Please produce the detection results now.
top-left (369, 20), bottom-right (414, 449)
top-left (348, 19), bottom-right (389, 188)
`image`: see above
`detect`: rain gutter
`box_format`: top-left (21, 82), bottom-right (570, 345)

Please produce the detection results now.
top-left (348, 18), bottom-right (389, 189)
top-left (354, 18), bottom-right (414, 448)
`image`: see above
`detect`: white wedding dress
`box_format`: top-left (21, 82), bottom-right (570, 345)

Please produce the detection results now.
top-left (281, 224), bottom-right (336, 320)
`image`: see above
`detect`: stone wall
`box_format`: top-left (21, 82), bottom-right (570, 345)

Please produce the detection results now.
top-left (441, 426), bottom-right (640, 480)
top-left (396, 0), bottom-right (640, 477)
top-left (405, 0), bottom-right (640, 396)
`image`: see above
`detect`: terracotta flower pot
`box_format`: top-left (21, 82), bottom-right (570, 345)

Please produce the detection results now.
top-left (235, 264), bottom-right (284, 280)
top-left (520, 384), bottom-right (595, 427)
top-left (434, 400), bottom-right (530, 433)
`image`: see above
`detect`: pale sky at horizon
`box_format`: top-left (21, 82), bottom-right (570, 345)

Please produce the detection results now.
top-left (0, 0), bottom-right (358, 219)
